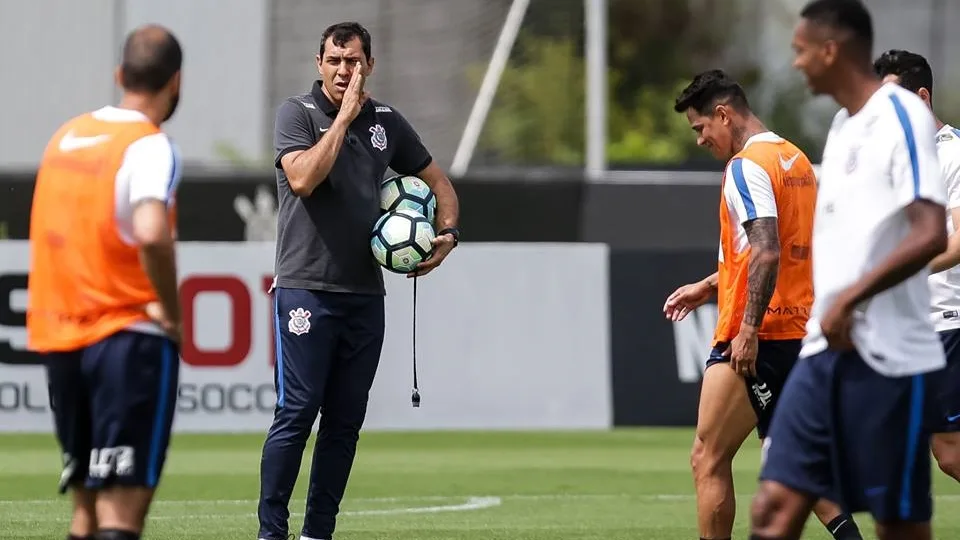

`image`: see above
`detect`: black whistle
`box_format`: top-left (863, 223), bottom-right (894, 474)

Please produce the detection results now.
top-left (411, 389), bottom-right (421, 408)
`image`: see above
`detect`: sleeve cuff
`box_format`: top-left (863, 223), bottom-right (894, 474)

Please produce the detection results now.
top-left (275, 145), bottom-right (312, 169)
top-left (402, 156), bottom-right (433, 176)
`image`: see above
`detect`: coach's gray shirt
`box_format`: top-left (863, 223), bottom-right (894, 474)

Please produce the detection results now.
top-left (273, 81), bottom-right (433, 295)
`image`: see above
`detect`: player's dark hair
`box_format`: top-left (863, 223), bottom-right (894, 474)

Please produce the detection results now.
top-left (673, 69), bottom-right (750, 115)
top-left (319, 22), bottom-right (372, 60)
top-left (801, 0), bottom-right (873, 62)
top-left (120, 25), bottom-right (182, 93)
top-left (874, 49), bottom-right (934, 99)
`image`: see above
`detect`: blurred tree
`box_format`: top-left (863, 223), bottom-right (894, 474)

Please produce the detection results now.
top-left (606, 80), bottom-right (701, 164)
top-left (213, 141), bottom-right (274, 170)
top-left (476, 0), bottom-right (822, 167)
top-left (476, 37), bottom-right (586, 165)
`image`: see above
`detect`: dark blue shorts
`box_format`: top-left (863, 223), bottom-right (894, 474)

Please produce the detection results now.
top-left (930, 328), bottom-right (960, 433)
top-left (705, 339), bottom-right (800, 439)
top-left (44, 330), bottom-right (180, 493)
top-left (759, 348), bottom-right (931, 522)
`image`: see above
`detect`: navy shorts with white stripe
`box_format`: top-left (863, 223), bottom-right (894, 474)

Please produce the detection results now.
top-left (45, 330), bottom-right (180, 493)
top-left (759, 348), bottom-right (932, 522)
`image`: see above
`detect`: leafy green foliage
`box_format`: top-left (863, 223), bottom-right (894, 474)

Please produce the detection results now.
top-left (477, 37), bottom-right (586, 166)
top-left (476, 0), bottom-right (823, 166)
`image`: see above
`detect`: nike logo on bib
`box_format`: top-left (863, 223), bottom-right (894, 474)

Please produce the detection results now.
top-left (58, 130), bottom-right (112, 152)
top-left (778, 152), bottom-right (800, 171)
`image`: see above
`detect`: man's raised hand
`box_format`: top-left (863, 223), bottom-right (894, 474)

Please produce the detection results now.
top-left (339, 62), bottom-right (369, 123)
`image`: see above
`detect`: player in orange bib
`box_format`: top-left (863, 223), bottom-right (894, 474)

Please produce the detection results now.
top-left (27, 25), bottom-right (183, 540)
top-left (666, 70), bottom-right (863, 540)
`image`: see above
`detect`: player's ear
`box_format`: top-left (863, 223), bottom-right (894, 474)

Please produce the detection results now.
top-left (169, 70), bottom-right (181, 93)
top-left (822, 39), bottom-right (839, 67)
top-left (365, 56), bottom-right (375, 77)
top-left (315, 54), bottom-right (323, 74)
top-left (714, 104), bottom-right (731, 125)
top-left (919, 88), bottom-right (932, 106)
top-left (114, 66), bottom-right (123, 89)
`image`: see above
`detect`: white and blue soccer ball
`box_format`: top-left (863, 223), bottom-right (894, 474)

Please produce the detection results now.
top-left (370, 208), bottom-right (435, 273)
top-left (380, 175), bottom-right (436, 225)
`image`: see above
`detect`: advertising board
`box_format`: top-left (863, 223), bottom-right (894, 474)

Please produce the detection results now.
top-left (0, 242), bottom-right (612, 432)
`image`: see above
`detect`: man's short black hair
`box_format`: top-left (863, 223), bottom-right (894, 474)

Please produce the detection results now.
top-left (801, 0), bottom-right (873, 61)
top-left (874, 49), bottom-right (934, 98)
top-left (673, 69), bottom-right (750, 115)
top-left (319, 22), bottom-right (372, 60)
top-left (120, 25), bottom-right (182, 93)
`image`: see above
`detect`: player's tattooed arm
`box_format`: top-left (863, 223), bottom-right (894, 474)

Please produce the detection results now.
top-left (742, 217), bottom-right (781, 329)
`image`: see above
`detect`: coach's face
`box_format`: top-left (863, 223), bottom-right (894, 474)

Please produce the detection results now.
top-left (791, 18), bottom-right (835, 95)
top-left (685, 107), bottom-right (735, 161)
top-left (317, 36), bottom-right (374, 105)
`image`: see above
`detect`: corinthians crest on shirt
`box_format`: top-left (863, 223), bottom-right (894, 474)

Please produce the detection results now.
top-left (370, 124), bottom-right (387, 151)
top-left (288, 307), bottom-right (312, 335)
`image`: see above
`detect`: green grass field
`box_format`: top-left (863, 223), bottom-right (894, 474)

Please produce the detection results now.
top-left (1, 429), bottom-right (958, 539)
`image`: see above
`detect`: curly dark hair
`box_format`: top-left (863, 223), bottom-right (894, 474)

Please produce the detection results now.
top-left (874, 49), bottom-right (934, 99)
top-left (673, 69), bottom-right (750, 115)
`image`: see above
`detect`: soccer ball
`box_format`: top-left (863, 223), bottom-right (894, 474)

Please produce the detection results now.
top-left (370, 208), bottom-right (435, 273)
top-left (380, 175), bottom-right (436, 225)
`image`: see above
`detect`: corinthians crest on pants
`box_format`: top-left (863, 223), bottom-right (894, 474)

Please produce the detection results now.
top-left (370, 124), bottom-right (387, 151)
top-left (288, 307), bottom-right (312, 335)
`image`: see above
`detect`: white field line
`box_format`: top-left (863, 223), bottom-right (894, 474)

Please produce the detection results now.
top-left (0, 494), bottom-right (601, 506)
top-left (0, 495), bottom-right (502, 522)
top-left (5, 492), bottom-right (960, 505)
top-left (5, 493), bottom-right (960, 522)
top-left (340, 496), bottom-right (501, 516)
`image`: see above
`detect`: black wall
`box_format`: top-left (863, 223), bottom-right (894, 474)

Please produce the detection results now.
top-left (0, 171), bottom-right (721, 247)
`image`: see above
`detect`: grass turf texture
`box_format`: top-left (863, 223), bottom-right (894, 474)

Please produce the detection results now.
top-left (1, 429), bottom-right (958, 539)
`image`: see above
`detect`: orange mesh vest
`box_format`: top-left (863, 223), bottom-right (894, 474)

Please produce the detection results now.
top-left (27, 112), bottom-right (168, 352)
top-left (714, 138), bottom-right (817, 344)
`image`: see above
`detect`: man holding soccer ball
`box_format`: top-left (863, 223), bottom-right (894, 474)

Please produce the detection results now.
top-left (257, 21), bottom-right (460, 540)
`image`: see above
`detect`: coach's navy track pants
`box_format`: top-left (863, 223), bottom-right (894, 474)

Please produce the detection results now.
top-left (257, 287), bottom-right (384, 540)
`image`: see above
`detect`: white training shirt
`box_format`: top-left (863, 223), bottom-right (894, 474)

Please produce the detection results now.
top-left (801, 83), bottom-right (947, 377)
top-left (928, 124), bottom-right (960, 331)
top-left (717, 132), bottom-right (781, 262)
top-left (90, 106), bottom-right (182, 243)
top-left (89, 106), bottom-right (182, 336)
